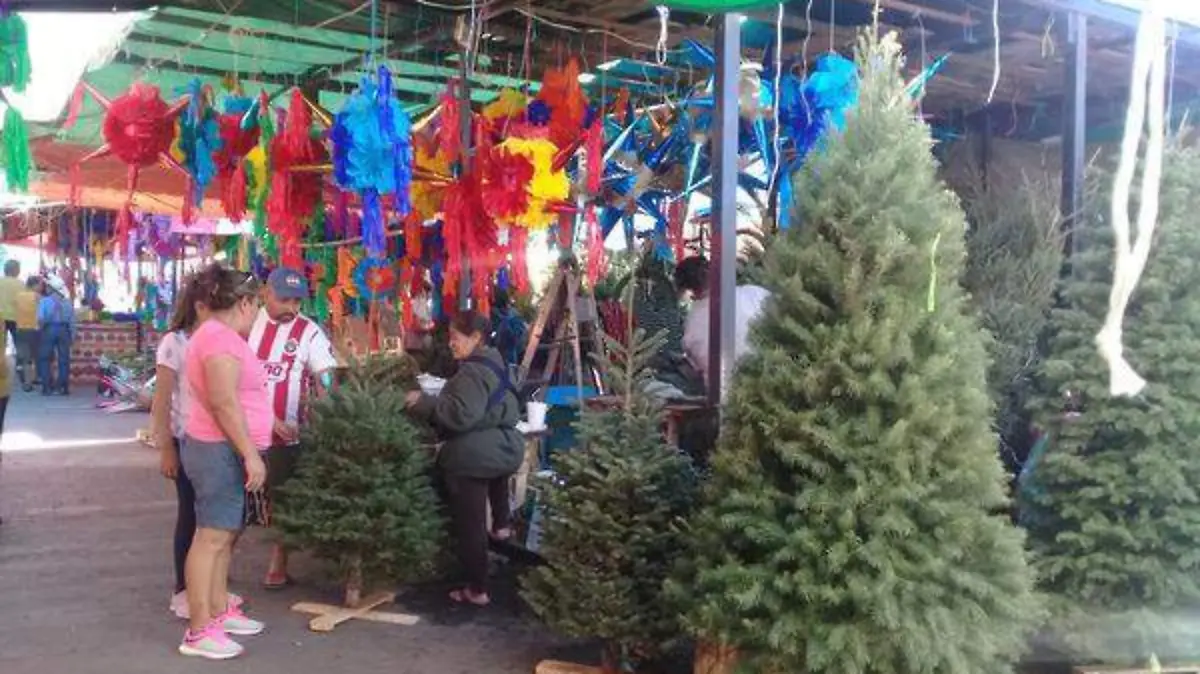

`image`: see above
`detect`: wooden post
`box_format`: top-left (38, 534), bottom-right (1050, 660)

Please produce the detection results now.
top-left (344, 555), bottom-right (364, 608)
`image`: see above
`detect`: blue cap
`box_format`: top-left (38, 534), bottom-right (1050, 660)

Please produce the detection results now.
top-left (267, 267), bottom-right (308, 300)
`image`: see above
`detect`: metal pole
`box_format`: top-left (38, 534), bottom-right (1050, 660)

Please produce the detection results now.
top-left (707, 13), bottom-right (740, 407)
top-left (1060, 11), bottom-right (1087, 274)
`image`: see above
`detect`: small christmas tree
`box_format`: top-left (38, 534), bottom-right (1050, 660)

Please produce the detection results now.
top-left (956, 163), bottom-right (1063, 471)
top-left (521, 328), bottom-right (698, 671)
top-left (1025, 137), bottom-right (1200, 664)
top-left (673, 33), bottom-right (1039, 674)
top-left (275, 356), bottom-right (443, 607)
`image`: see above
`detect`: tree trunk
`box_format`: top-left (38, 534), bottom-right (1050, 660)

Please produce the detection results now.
top-left (694, 641), bottom-right (739, 674)
top-left (344, 555), bottom-right (363, 608)
top-left (600, 643), bottom-right (625, 674)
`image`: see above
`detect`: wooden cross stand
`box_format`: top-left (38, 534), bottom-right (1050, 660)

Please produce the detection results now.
top-left (291, 591), bottom-right (420, 633)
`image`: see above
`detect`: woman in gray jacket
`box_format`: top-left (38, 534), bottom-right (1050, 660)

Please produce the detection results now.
top-left (406, 310), bottom-right (523, 606)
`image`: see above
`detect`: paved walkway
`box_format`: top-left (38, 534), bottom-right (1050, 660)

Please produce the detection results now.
top-left (0, 392), bottom-right (560, 674)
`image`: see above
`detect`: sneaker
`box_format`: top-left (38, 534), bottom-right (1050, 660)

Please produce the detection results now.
top-left (169, 591), bottom-right (189, 620)
top-left (178, 622), bottom-right (244, 660)
top-left (218, 604), bottom-right (264, 637)
top-left (169, 591), bottom-right (244, 620)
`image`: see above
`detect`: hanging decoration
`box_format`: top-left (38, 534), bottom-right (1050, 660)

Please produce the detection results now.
top-left (267, 89), bottom-right (328, 267)
top-left (493, 136), bottom-right (569, 229)
top-left (3, 105), bottom-right (30, 192)
top-left (63, 81), bottom-right (191, 258)
top-left (535, 58), bottom-right (589, 150)
top-left (411, 145), bottom-right (452, 220)
top-left (480, 145), bottom-right (535, 223)
top-left (585, 207), bottom-right (606, 288)
top-left (353, 256), bottom-right (397, 300)
top-left (1097, 0), bottom-right (1169, 397)
top-left (0, 11), bottom-right (31, 193)
top-left (176, 80), bottom-right (221, 223)
top-left (483, 88), bottom-right (528, 125)
top-left (214, 95), bottom-right (260, 221)
top-left (331, 64), bottom-right (414, 257)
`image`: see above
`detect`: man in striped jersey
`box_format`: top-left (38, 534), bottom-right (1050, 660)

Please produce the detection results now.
top-left (248, 267), bottom-right (338, 589)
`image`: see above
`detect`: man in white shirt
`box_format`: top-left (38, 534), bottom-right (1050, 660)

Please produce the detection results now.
top-left (676, 256), bottom-right (771, 388)
top-left (248, 267), bottom-right (338, 589)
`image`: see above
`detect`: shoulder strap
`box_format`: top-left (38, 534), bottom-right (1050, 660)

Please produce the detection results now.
top-left (465, 355), bottom-right (519, 411)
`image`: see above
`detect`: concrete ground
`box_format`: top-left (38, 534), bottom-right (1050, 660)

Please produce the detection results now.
top-left (0, 392), bottom-right (565, 674)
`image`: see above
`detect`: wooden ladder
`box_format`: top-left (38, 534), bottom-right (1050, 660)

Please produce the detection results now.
top-left (517, 262), bottom-right (604, 401)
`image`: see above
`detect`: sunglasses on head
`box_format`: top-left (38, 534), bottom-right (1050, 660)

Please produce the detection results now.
top-left (233, 271), bottom-right (259, 295)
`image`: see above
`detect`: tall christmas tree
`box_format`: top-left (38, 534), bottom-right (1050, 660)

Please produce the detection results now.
top-left (520, 328), bottom-right (698, 671)
top-left (1024, 137), bottom-right (1200, 664)
top-left (275, 355), bottom-right (443, 607)
top-left (673, 33), bottom-right (1039, 673)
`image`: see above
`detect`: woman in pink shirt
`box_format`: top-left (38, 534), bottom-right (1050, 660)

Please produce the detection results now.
top-left (178, 265), bottom-right (272, 661)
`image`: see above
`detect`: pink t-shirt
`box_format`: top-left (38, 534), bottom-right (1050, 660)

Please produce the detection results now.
top-left (184, 319), bottom-right (273, 450)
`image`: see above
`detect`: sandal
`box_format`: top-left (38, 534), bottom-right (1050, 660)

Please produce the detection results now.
top-left (449, 588), bottom-right (490, 607)
top-left (262, 572), bottom-right (294, 590)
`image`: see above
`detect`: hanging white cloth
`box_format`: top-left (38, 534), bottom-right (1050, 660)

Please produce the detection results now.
top-left (1096, 0), bottom-right (1169, 397)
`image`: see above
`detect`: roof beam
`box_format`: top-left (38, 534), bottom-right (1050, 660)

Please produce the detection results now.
top-left (282, 3), bottom-right (516, 101)
top-left (1031, 0), bottom-right (1200, 48)
top-left (7, 0), bottom-right (155, 9)
top-left (842, 0), bottom-right (977, 27)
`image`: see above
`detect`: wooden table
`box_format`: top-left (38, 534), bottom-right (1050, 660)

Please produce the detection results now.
top-left (583, 395), bottom-right (712, 447)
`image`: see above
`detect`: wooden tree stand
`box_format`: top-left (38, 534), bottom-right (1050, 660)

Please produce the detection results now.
top-left (533, 661), bottom-right (605, 674)
top-left (693, 641), bottom-right (739, 674)
top-left (1075, 662), bottom-right (1200, 666)
top-left (289, 559), bottom-right (420, 633)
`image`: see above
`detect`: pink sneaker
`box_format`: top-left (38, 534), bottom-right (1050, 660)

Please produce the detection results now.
top-left (217, 604), bottom-right (265, 637)
top-left (178, 622), bottom-right (243, 660)
top-left (169, 591), bottom-right (244, 620)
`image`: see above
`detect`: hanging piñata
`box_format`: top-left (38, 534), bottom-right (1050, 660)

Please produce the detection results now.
top-left (213, 95), bottom-right (261, 221)
top-left (267, 89), bottom-right (328, 267)
top-left (63, 81), bottom-right (191, 258)
top-left (492, 135), bottom-right (569, 229)
top-left (0, 11), bottom-right (31, 192)
top-left (535, 58), bottom-right (588, 150)
top-left (411, 144), bottom-right (452, 220)
top-left (353, 256), bottom-right (397, 301)
top-left (176, 80), bottom-right (222, 223)
top-left (331, 64), bottom-right (414, 257)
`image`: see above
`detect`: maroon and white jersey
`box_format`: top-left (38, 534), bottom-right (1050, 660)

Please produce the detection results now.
top-left (247, 308), bottom-right (337, 446)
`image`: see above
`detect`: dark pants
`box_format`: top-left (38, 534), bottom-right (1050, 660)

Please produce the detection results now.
top-left (172, 439), bottom-right (197, 593)
top-left (14, 329), bottom-right (38, 386)
top-left (444, 474), bottom-right (511, 595)
top-left (37, 323), bottom-right (70, 394)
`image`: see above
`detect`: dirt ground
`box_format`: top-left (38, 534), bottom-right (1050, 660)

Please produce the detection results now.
top-left (0, 392), bottom-right (571, 674)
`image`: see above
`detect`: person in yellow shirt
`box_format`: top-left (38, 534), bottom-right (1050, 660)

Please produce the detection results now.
top-left (0, 260), bottom-right (22, 340)
top-left (14, 276), bottom-right (40, 391)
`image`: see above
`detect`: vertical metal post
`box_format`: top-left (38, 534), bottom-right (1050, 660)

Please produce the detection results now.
top-left (707, 13), bottom-right (740, 407)
top-left (1060, 11), bottom-right (1087, 271)
top-left (458, 63), bottom-right (473, 309)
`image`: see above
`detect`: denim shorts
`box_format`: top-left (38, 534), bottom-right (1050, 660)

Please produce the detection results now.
top-left (181, 436), bottom-right (246, 532)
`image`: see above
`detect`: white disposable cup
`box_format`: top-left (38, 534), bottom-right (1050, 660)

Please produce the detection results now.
top-left (526, 401), bottom-right (548, 429)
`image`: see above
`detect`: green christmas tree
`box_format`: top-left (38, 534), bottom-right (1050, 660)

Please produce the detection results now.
top-left (955, 164), bottom-right (1064, 470)
top-left (275, 356), bottom-right (443, 607)
top-left (521, 327), bottom-right (698, 671)
top-left (1024, 137), bottom-right (1200, 665)
top-left (672, 33), bottom-right (1039, 673)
